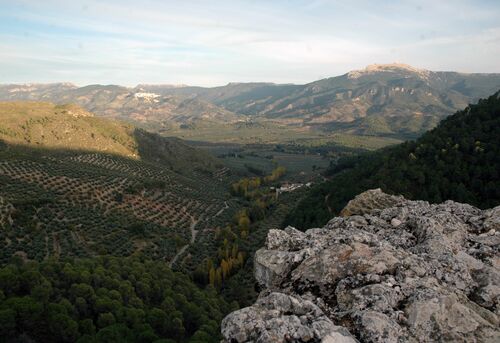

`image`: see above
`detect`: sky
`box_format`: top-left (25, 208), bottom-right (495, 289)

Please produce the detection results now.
top-left (1, 0), bottom-right (499, 86)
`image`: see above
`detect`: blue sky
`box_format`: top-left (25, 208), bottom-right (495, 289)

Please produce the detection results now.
top-left (1, 0), bottom-right (499, 86)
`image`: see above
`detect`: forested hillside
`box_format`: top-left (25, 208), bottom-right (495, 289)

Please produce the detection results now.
top-left (0, 257), bottom-right (234, 342)
top-left (286, 91), bottom-right (500, 229)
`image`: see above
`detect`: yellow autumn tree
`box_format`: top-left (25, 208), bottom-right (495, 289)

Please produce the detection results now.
top-left (221, 259), bottom-right (229, 280)
top-left (208, 267), bottom-right (216, 287)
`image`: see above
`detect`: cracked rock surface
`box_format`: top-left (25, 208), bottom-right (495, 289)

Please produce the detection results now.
top-left (221, 190), bottom-right (500, 342)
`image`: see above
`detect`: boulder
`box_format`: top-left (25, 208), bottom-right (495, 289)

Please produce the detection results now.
top-left (339, 188), bottom-right (406, 217)
top-left (254, 248), bottom-right (304, 289)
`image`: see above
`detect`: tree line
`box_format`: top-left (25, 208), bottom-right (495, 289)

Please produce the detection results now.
top-left (194, 166), bottom-right (287, 290)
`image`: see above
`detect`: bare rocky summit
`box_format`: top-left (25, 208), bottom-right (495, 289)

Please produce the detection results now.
top-left (221, 190), bottom-right (500, 342)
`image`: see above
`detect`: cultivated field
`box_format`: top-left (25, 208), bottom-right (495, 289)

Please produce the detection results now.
top-left (0, 149), bottom-right (231, 265)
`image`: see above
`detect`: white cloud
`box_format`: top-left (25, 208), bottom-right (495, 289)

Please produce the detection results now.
top-left (1, 0), bottom-right (499, 85)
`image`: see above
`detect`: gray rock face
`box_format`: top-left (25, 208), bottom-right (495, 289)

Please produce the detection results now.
top-left (484, 206), bottom-right (500, 232)
top-left (221, 292), bottom-right (357, 343)
top-left (339, 188), bottom-right (406, 217)
top-left (222, 190), bottom-right (500, 343)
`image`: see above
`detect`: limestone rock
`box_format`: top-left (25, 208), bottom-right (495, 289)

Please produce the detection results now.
top-left (221, 292), bottom-right (357, 343)
top-left (254, 248), bottom-right (305, 289)
top-left (266, 226), bottom-right (307, 251)
top-left (355, 310), bottom-right (404, 343)
top-left (222, 190), bottom-right (500, 342)
top-left (484, 206), bottom-right (500, 232)
top-left (405, 294), bottom-right (499, 342)
top-left (339, 188), bottom-right (406, 217)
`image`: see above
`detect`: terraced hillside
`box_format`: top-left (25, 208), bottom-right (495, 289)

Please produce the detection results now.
top-left (0, 146), bottom-right (234, 264)
top-left (0, 102), bottom-right (234, 265)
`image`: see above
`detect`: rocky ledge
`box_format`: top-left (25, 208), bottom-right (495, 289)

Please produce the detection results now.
top-left (221, 189), bottom-right (500, 342)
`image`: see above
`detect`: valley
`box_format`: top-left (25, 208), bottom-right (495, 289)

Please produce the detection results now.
top-left (0, 76), bottom-right (499, 343)
top-left (0, 101), bottom-right (337, 303)
top-left (2, 0), bottom-right (500, 341)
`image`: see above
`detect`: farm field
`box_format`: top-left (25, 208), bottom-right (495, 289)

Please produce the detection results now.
top-left (159, 119), bottom-right (402, 149)
top-left (189, 140), bottom-right (357, 182)
top-left (219, 150), bottom-right (330, 181)
top-left (0, 146), bottom-right (232, 266)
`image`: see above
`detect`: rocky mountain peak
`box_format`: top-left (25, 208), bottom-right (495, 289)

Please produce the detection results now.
top-left (221, 189), bottom-right (500, 342)
top-left (347, 63), bottom-right (431, 79)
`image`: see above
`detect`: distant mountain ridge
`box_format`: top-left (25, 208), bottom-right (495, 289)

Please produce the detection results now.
top-left (2, 64), bottom-right (500, 138)
top-left (176, 63), bottom-right (500, 137)
top-left (0, 84), bottom-right (243, 129)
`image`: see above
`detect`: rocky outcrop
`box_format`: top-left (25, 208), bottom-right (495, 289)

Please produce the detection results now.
top-left (339, 188), bottom-right (405, 217)
top-left (222, 190), bottom-right (500, 342)
top-left (221, 292), bottom-right (357, 343)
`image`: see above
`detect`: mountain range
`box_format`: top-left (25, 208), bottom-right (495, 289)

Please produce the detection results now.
top-left (2, 63), bottom-right (500, 138)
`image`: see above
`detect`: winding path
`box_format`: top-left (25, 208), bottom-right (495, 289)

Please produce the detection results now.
top-left (169, 216), bottom-right (198, 268)
top-left (214, 201), bottom-right (229, 218)
top-left (168, 201), bottom-right (230, 268)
